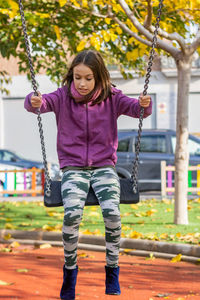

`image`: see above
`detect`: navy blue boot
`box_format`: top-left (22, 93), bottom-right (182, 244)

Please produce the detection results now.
top-left (60, 265), bottom-right (78, 300)
top-left (105, 266), bottom-right (121, 295)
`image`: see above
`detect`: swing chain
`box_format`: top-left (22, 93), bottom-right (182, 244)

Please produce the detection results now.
top-left (18, 0), bottom-right (51, 196)
top-left (132, 0), bottom-right (164, 193)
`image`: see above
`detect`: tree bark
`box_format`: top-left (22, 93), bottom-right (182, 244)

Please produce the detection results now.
top-left (174, 55), bottom-right (192, 225)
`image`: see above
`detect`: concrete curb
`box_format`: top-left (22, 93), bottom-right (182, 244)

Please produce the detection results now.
top-left (0, 229), bottom-right (200, 263)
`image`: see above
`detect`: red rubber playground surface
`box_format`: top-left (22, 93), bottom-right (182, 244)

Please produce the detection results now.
top-left (0, 244), bottom-right (200, 300)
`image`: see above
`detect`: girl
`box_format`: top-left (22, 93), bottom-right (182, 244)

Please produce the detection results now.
top-left (25, 50), bottom-right (152, 300)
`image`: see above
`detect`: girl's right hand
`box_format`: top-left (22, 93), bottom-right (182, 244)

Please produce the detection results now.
top-left (31, 92), bottom-right (42, 108)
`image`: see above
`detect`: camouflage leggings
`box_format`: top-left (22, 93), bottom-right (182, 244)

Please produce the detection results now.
top-left (61, 167), bottom-right (121, 269)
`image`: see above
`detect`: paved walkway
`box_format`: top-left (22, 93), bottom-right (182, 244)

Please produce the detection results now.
top-left (0, 244), bottom-right (200, 300)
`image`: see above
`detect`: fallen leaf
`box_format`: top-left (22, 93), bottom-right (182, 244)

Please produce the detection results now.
top-left (0, 280), bottom-right (14, 286)
top-left (129, 231), bottom-right (143, 239)
top-left (16, 269), bottom-right (30, 273)
top-left (146, 253), bottom-right (155, 260)
top-left (155, 293), bottom-right (172, 297)
top-left (78, 252), bottom-right (88, 258)
top-left (5, 223), bottom-right (15, 229)
top-left (10, 241), bottom-right (20, 248)
top-left (3, 233), bottom-right (12, 240)
top-left (171, 254), bottom-right (182, 263)
top-left (130, 204), bottom-right (138, 210)
top-left (0, 248), bottom-right (12, 253)
top-left (39, 243), bottom-right (52, 249)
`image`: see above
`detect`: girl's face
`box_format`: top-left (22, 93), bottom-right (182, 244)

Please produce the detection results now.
top-left (73, 63), bottom-right (95, 95)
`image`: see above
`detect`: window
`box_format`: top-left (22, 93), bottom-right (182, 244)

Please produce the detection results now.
top-left (117, 138), bottom-right (130, 152)
top-left (139, 135), bottom-right (167, 153)
top-left (171, 136), bottom-right (200, 156)
top-left (0, 151), bottom-right (16, 162)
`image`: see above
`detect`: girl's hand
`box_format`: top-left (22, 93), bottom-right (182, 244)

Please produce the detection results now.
top-left (31, 92), bottom-right (42, 108)
top-left (139, 94), bottom-right (151, 108)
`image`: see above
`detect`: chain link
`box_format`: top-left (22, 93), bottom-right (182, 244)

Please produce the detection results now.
top-left (18, 0), bottom-right (51, 196)
top-left (132, 0), bottom-right (164, 193)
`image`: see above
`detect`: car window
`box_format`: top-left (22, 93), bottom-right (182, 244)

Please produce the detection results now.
top-left (117, 138), bottom-right (130, 152)
top-left (139, 135), bottom-right (167, 153)
top-left (171, 136), bottom-right (200, 155)
top-left (0, 151), bottom-right (16, 162)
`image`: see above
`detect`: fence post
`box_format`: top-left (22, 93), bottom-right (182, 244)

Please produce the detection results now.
top-left (161, 161), bottom-right (166, 199)
top-left (32, 167), bottom-right (36, 197)
top-left (197, 164), bottom-right (200, 196)
top-left (167, 165), bottom-right (172, 195)
top-left (14, 171), bottom-right (17, 197)
top-left (4, 172), bottom-right (8, 197)
top-left (188, 165), bottom-right (192, 195)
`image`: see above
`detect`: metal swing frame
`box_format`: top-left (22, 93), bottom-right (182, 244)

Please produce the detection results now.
top-left (18, 0), bottom-right (163, 207)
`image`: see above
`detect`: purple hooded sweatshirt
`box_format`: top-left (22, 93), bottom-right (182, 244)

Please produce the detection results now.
top-left (24, 86), bottom-right (152, 169)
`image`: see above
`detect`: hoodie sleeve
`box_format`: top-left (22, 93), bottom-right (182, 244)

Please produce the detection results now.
top-left (114, 89), bottom-right (152, 119)
top-left (24, 87), bottom-right (64, 115)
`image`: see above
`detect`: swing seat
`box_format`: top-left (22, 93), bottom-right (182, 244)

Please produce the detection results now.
top-left (44, 178), bottom-right (139, 207)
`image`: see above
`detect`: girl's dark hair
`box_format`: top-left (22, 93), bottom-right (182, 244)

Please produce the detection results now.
top-left (62, 50), bottom-right (112, 105)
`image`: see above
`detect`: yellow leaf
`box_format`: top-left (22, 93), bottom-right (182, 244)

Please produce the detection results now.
top-left (71, 0), bottom-right (81, 7)
top-left (134, 212), bottom-right (142, 217)
top-left (35, 12), bottom-right (50, 18)
top-left (81, 229), bottom-right (93, 235)
top-left (176, 232), bottom-right (182, 238)
top-left (16, 269), bottom-right (30, 273)
top-left (3, 233), bottom-right (12, 240)
top-left (82, 0), bottom-right (88, 8)
top-left (78, 252), bottom-right (88, 258)
top-left (105, 18), bottom-right (111, 24)
top-left (160, 233), bottom-right (168, 239)
top-left (128, 37), bottom-right (135, 44)
top-left (146, 252), bottom-right (155, 260)
top-left (0, 280), bottom-right (13, 286)
top-left (146, 209), bottom-right (157, 216)
top-left (123, 249), bottom-right (132, 254)
top-left (88, 211), bottom-right (100, 218)
top-left (40, 243), bottom-right (52, 249)
top-left (171, 254), bottom-right (182, 263)
top-left (0, 248), bottom-right (12, 253)
top-left (90, 36), bottom-right (101, 51)
top-left (130, 204), bottom-right (138, 210)
top-left (5, 223), bottom-right (15, 229)
top-left (93, 229), bottom-right (101, 235)
top-left (101, 30), bottom-right (110, 42)
top-left (115, 26), bottom-right (123, 35)
top-left (165, 208), bottom-right (172, 212)
top-left (77, 40), bottom-right (87, 51)
top-left (54, 25), bottom-right (61, 40)
top-left (59, 0), bottom-right (67, 6)
top-left (8, 0), bottom-right (18, 12)
top-left (10, 241), bottom-right (20, 248)
top-left (6, 218), bottom-right (13, 222)
top-left (129, 231), bottom-right (143, 239)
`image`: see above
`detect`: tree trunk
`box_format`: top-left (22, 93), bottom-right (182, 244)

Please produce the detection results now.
top-left (174, 56), bottom-right (192, 225)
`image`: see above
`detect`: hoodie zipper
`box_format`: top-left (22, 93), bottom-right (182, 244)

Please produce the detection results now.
top-left (86, 103), bottom-right (89, 166)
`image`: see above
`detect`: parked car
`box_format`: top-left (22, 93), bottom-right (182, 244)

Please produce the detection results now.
top-left (0, 149), bottom-right (60, 180)
top-left (116, 129), bottom-right (200, 191)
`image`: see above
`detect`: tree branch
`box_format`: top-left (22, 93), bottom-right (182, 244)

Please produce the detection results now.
top-left (117, 0), bottom-right (179, 58)
top-left (148, 25), bottom-right (186, 50)
top-left (189, 27), bottom-right (200, 54)
top-left (65, 3), bottom-right (106, 18)
top-left (143, 0), bottom-right (152, 29)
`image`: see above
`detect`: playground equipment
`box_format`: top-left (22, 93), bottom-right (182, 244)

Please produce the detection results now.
top-left (0, 167), bottom-right (45, 197)
top-left (161, 161), bottom-right (200, 197)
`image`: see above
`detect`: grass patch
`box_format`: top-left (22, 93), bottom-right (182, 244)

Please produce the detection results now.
top-left (0, 198), bottom-right (200, 245)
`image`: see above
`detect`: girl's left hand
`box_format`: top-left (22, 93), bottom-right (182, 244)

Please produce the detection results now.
top-left (139, 94), bottom-right (151, 108)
